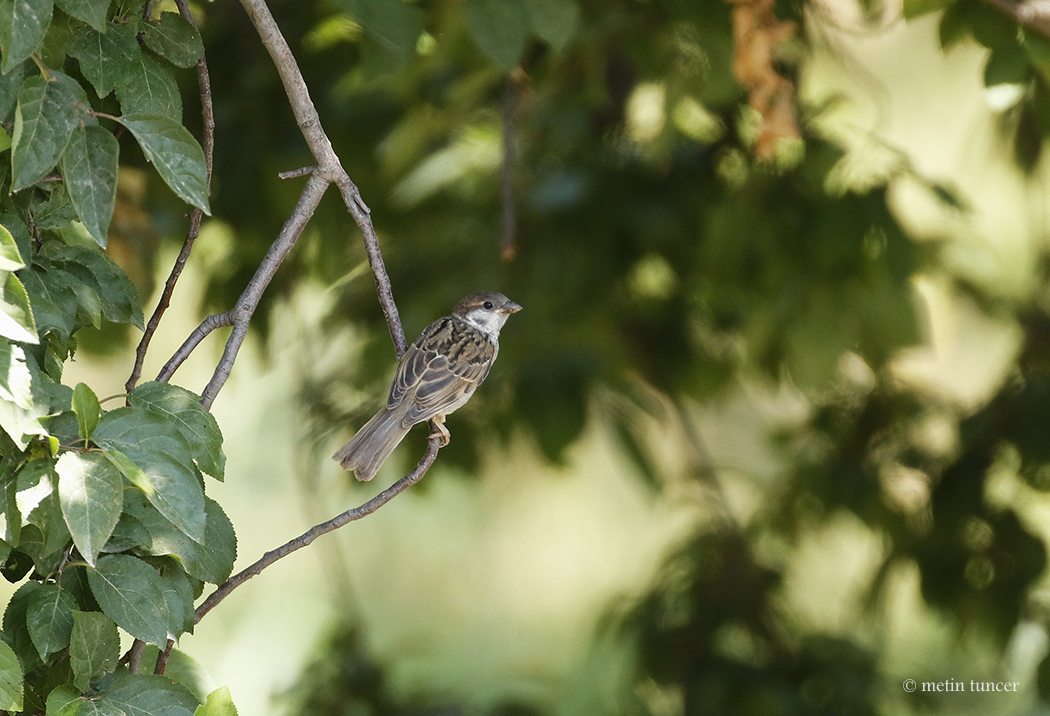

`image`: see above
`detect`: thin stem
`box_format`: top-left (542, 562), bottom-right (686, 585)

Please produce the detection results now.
top-left (127, 0), bottom-right (215, 393)
top-left (195, 438), bottom-right (441, 623)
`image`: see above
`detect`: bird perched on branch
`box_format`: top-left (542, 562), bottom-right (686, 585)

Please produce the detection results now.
top-left (333, 291), bottom-right (522, 481)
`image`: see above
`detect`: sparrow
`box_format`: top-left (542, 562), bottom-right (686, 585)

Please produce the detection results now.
top-left (333, 291), bottom-right (522, 481)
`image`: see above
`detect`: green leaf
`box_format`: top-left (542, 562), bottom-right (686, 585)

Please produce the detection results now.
top-left (54, 0), bottom-right (108, 32)
top-left (464, 0), bottom-right (528, 70)
top-left (140, 12), bottom-right (203, 68)
top-left (339, 0), bottom-right (422, 75)
top-left (93, 407), bottom-right (205, 541)
top-left (0, 344), bottom-right (45, 449)
top-left (86, 553), bottom-right (170, 646)
top-left (0, 0), bottom-right (54, 74)
top-left (18, 261), bottom-right (79, 339)
top-left (71, 382), bottom-right (100, 439)
top-left (127, 493), bottom-right (236, 584)
top-left (0, 342), bottom-right (33, 412)
top-left (11, 73), bottom-right (83, 191)
top-left (0, 638), bottom-right (23, 711)
top-left (45, 684), bottom-right (83, 716)
top-left (523, 0), bottom-right (578, 51)
top-left (158, 564), bottom-right (194, 636)
top-left (0, 223), bottom-right (23, 273)
top-left (69, 610), bottom-right (119, 690)
top-left (26, 582), bottom-right (76, 659)
top-left (53, 245), bottom-right (143, 329)
top-left (115, 52), bottom-right (182, 122)
top-left (130, 381), bottom-right (224, 480)
top-left (0, 61), bottom-right (26, 123)
top-left (57, 451), bottom-right (123, 566)
top-left (902, 0), bottom-right (957, 19)
top-left (196, 686), bottom-right (237, 716)
top-left (2, 581), bottom-right (41, 670)
top-left (985, 44), bottom-right (1030, 87)
top-left (67, 20), bottom-right (140, 98)
top-left (62, 124), bottom-right (119, 248)
top-left (96, 672), bottom-right (199, 716)
top-left (119, 113), bottom-right (210, 214)
top-left (103, 447), bottom-right (153, 495)
top-left (0, 271), bottom-right (37, 343)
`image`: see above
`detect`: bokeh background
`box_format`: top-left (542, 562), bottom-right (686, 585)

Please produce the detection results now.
top-left (52, 0), bottom-right (1050, 713)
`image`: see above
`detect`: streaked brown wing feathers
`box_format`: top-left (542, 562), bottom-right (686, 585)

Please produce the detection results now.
top-left (387, 317), bottom-right (496, 425)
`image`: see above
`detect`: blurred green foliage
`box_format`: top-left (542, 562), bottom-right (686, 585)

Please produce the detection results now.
top-left (5, 0), bottom-right (1050, 711)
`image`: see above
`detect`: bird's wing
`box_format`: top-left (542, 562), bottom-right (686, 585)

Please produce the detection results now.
top-left (387, 316), bottom-right (495, 426)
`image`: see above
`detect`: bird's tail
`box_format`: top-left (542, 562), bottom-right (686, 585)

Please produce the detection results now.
top-left (332, 408), bottom-right (411, 481)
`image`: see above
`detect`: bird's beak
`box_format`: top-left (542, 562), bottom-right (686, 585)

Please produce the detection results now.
top-left (502, 301), bottom-right (523, 315)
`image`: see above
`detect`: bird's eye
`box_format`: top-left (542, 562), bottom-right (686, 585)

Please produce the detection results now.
top-left (483, 301), bottom-right (494, 310)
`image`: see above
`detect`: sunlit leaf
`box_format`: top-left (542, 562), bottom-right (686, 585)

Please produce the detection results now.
top-left (116, 53), bottom-right (182, 121)
top-left (130, 381), bottom-right (224, 480)
top-left (67, 20), bottom-right (140, 98)
top-left (0, 639), bottom-right (22, 711)
top-left (120, 113), bottom-right (210, 213)
top-left (57, 452), bottom-right (123, 566)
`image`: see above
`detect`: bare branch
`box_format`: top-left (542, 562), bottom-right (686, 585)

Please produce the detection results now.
top-left (127, 0), bottom-right (215, 393)
top-left (279, 165), bottom-right (318, 180)
top-left (194, 437), bottom-right (442, 623)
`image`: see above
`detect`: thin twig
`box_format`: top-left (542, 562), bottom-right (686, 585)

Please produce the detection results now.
top-left (194, 438), bottom-right (441, 623)
top-left (278, 165), bottom-right (317, 179)
top-left (156, 172), bottom-right (329, 405)
top-left (126, 0), bottom-right (215, 393)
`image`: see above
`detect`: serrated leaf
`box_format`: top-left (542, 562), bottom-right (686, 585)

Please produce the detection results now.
top-left (2, 581), bottom-right (40, 670)
top-left (0, 345), bottom-right (45, 448)
top-left (69, 610), bottom-right (118, 690)
top-left (104, 447), bottom-right (153, 495)
top-left (464, 0), bottom-right (528, 70)
top-left (120, 113), bottom-right (210, 214)
top-left (54, 0), bottom-right (108, 32)
top-left (131, 381), bottom-right (224, 480)
top-left (0, 638), bottom-right (22, 711)
top-left (97, 672), bottom-right (199, 716)
top-left (0, 0), bottom-right (54, 74)
top-left (196, 686), bottom-right (237, 716)
top-left (127, 493), bottom-right (236, 584)
top-left (0, 62), bottom-right (26, 123)
top-left (53, 245), bottom-right (143, 329)
top-left (57, 452), bottom-right (123, 566)
top-left (523, 0), bottom-right (578, 51)
top-left (67, 20), bottom-right (140, 97)
top-left (26, 582), bottom-right (76, 659)
top-left (158, 565), bottom-right (194, 636)
top-left (93, 407), bottom-right (205, 541)
top-left (0, 224), bottom-right (20, 273)
top-left (18, 261), bottom-right (78, 339)
top-left (11, 73), bottom-right (83, 191)
top-left (141, 12), bottom-right (203, 68)
top-left (116, 52), bottom-right (182, 122)
top-left (0, 271), bottom-right (37, 343)
top-left (71, 382), bottom-right (100, 439)
top-left (87, 553), bottom-right (170, 646)
top-left (62, 124), bottom-right (119, 248)
top-left (0, 342), bottom-right (32, 409)
top-left (45, 684), bottom-right (83, 716)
